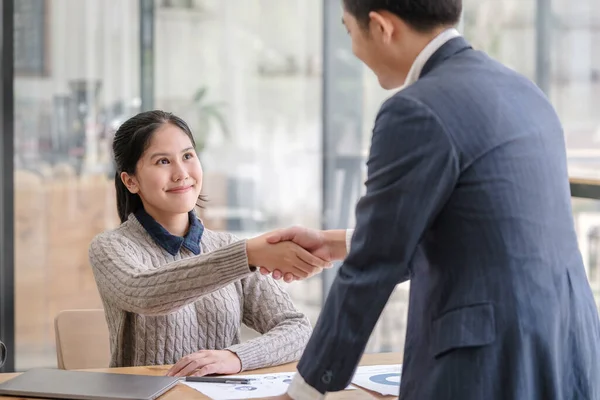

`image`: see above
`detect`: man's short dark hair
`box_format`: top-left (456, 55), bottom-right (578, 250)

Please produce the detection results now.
top-left (343, 0), bottom-right (462, 33)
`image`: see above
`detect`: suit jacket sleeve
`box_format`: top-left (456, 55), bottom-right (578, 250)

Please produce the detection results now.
top-left (296, 95), bottom-right (460, 393)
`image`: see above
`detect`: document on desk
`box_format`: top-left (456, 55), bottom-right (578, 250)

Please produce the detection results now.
top-left (183, 372), bottom-right (355, 399)
top-left (350, 364), bottom-right (402, 396)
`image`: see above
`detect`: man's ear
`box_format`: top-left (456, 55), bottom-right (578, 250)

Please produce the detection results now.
top-left (368, 11), bottom-right (395, 43)
top-left (120, 171), bottom-right (139, 194)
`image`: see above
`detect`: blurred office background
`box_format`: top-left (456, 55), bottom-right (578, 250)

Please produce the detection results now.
top-left (0, 0), bottom-right (599, 371)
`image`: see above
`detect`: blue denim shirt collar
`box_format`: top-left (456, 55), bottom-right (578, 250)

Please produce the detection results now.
top-left (134, 207), bottom-right (204, 256)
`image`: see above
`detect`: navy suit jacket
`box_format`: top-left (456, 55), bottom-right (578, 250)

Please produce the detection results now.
top-left (297, 37), bottom-right (600, 399)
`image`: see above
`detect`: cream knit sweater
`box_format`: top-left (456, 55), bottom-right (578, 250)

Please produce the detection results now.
top-left (88, 215), bottom-right (312, 370)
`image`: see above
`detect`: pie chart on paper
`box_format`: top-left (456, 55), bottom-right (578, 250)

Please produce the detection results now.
top-left (369, 372), bottom-right (401, 386)
top-left (351, 364), bottom-right (403, 396)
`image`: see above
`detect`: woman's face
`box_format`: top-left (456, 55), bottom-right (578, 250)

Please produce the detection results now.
top-left (121, 123), bottom-right (203, 218)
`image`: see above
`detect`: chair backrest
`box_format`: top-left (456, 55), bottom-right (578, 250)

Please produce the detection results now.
top-left (54, 309), bottom-right (110, 370)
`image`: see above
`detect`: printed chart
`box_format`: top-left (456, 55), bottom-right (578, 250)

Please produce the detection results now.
top-left (351, 364), bottom-right (402, 396)
top-left (183, 372), bottom-right (354, 399)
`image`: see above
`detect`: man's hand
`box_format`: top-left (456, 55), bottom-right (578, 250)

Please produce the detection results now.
top-left (246, 234), bottom-right (330, 280)
top-left (260, 227), bottom-right (347, 282)
top-left (268, 227), bottom-right (334, 260)
top-left (166, 350), bottom-right (241, 377)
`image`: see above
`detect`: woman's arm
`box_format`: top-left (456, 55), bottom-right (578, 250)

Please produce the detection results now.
top-left (89, 230), bottom-right (328, 316)
top-left (226, 273), bottom-right (312, 371)
top-left (89, 232), bottom-right (252, 316)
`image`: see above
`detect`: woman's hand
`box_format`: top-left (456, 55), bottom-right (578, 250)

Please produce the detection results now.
top-left (259, 227), bottom-right (343, 282)
top-left (246, 234), bottom-right (330, 280)
top-left (166, 350), bottom-right (242, 377)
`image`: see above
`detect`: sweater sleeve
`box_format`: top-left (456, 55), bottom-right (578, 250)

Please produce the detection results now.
top-left (226, 272), bottom-right (312, 371)
top-left (88, 231), bottom-right (253, 316)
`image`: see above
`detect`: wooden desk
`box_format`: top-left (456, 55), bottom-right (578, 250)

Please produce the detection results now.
top-left (0, 352), bottom-right (400, 400)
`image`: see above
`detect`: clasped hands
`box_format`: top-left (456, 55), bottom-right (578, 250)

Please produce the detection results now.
top-left (246, 226), bottom-right (345, 283)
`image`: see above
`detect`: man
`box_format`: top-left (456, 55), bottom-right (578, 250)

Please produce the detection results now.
top-left (262, 0), bottom-right (600, 399)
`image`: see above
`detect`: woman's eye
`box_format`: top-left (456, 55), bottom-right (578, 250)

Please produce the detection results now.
top-left (157, 158), bottom-right (169, 165)
top-left (183, 152), bottom-right (194, 160)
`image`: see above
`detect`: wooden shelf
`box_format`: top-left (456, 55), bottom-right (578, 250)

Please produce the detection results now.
top-left (570, 177), bottom-right (600, 187)
top-left (570, 177), bottom-right (600, 199)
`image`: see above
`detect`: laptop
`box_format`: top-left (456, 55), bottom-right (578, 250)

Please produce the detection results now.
top-left (0, 368), bottom-right (180, 400)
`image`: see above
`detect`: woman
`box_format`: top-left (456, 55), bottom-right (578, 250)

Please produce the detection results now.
top-left (88, 110), bottom-right (327, 377)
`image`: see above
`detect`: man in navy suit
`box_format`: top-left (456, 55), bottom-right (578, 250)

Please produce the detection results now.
top-left (264, 0), bottom-right (600, 399)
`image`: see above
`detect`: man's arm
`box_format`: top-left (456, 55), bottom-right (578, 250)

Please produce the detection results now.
top-left (322, 229), bottom-right (349, 260)
top-left (344, 229), bottom-right (354, 254)
top-left (289, 95), bottom-right (460, 397)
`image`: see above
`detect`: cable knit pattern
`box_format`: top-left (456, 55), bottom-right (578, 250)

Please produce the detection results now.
top-left (88, 214), bottom-right (312, 370)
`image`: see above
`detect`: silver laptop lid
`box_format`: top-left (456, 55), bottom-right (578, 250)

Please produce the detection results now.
top-left (0, 368), bottom-right (179, 400)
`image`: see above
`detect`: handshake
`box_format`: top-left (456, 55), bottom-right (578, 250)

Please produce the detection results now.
top-left (245, 226), bottom-right (347, 283)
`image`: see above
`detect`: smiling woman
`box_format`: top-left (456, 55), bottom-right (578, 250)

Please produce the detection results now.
top-left (115, 120), bottom-right (204, 236)
top-left (87, 110), bottom-right (328, 376)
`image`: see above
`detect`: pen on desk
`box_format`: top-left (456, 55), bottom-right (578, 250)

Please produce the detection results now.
top-left (184, 376), bottom-right (252, 384)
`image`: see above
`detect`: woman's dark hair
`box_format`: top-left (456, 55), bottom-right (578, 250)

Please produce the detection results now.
top-left (343, 0), bottom-right (462, 33)
top-left (113, 110), bottom-right (206, 223)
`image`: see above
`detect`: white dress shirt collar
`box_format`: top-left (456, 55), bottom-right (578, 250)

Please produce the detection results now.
top-left (401, 28), bottom-right (461, 89)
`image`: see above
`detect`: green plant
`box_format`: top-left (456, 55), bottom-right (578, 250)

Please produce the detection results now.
top-left (191, 87), bottom-right (230, 152)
